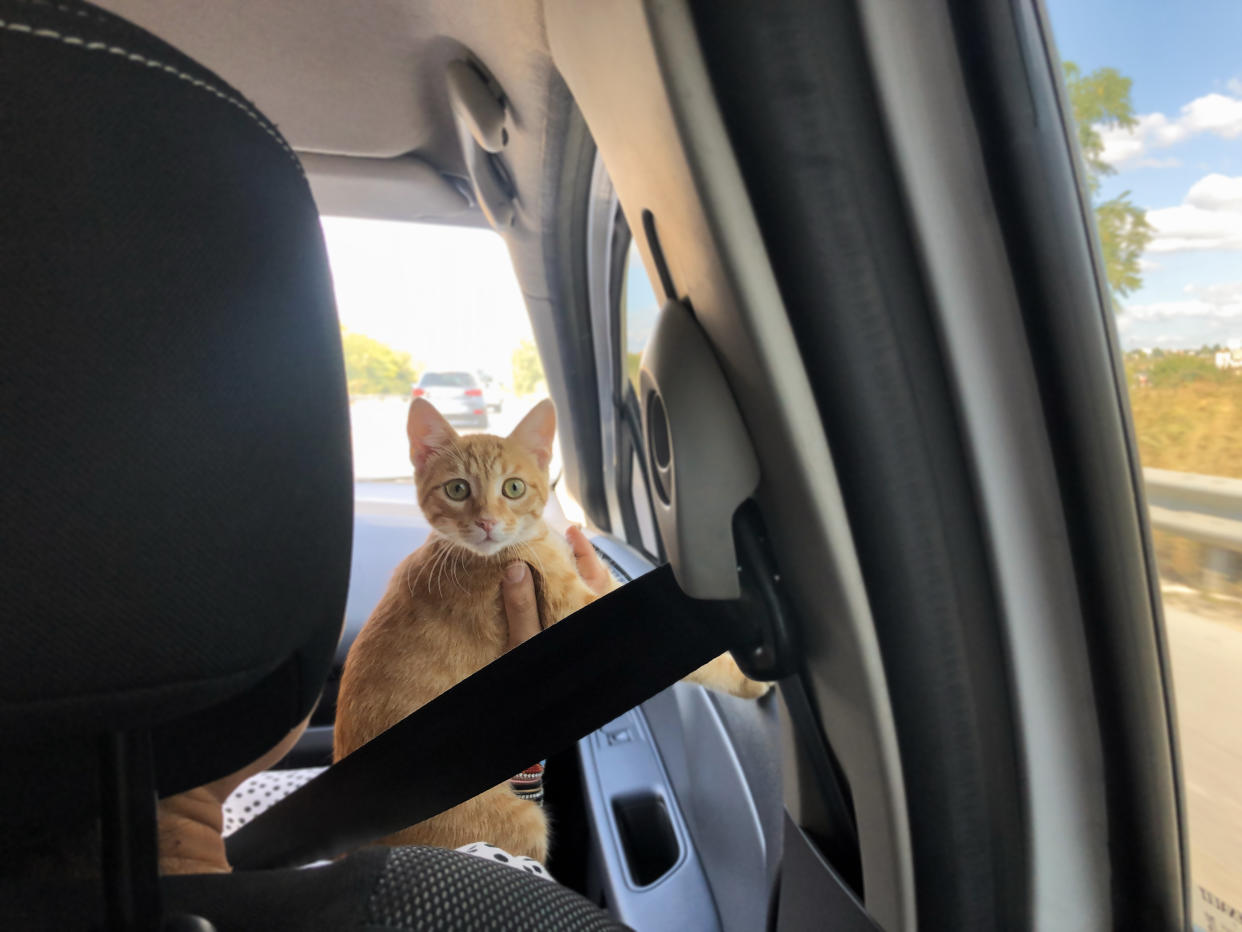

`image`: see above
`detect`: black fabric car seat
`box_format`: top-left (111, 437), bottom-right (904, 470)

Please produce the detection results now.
top-left (0, 1), bottom-right (623, 928)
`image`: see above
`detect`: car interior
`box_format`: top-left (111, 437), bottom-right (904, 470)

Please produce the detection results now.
top-left (2, 0), bottom-right (1193, 930)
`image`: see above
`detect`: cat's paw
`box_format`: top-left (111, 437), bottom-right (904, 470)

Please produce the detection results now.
top-left (732, 676), bottom-right (773, 700)
top-left (686, 653), bottom-right (774, 699)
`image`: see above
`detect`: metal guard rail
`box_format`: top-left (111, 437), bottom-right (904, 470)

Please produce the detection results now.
top-left (1144, 468), bottom-right (1242, 552)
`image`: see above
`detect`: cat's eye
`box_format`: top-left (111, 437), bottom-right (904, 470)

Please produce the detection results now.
top-left (502, 477), bottom-right (526, 499)
top-left (443, 479), bottom-right (471, 501)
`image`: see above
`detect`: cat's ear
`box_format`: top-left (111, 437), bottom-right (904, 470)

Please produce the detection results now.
top-left (508, 398), bottom-right (556, 471)
top-left (407, 398), bottom-right (458, 471)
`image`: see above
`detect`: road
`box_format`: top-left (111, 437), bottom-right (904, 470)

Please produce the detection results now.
top-left (1165, 600), bottom-right (1242, 931)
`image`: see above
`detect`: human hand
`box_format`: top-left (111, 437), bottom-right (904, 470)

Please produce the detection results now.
top-left (158, 711), bottom-right (313, 875)
top-left (565, 525), bottom-right (614, 596)
top-left (501, 561), bottom-right (541, 652)
top-left (501, 527), bottom-right (615, 651)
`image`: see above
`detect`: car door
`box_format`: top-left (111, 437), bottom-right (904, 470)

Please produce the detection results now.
top-left (529, 0), bottom-right (1186, 928)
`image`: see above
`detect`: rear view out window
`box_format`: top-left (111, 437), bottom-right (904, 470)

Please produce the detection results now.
top-left (319, 217), bottom-right (576, 518)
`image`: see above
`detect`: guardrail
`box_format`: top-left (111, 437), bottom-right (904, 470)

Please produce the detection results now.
top-left (1144, 468), bottom-right (1242, 591)
top-left (1144, 468), bottom-right (1242, 550)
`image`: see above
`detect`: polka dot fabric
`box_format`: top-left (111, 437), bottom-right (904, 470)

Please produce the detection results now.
top-left (455, 842), bottom-right (551, 881)
top-left (222, 768), bottom-right (555, 882)
top-left (366, 845), bottom-right (628, 931)
top-left (221, 766), bottom-right (325, 836)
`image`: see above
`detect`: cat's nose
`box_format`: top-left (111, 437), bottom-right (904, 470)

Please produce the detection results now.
top-left (475, 518), bottom-right (497, 534)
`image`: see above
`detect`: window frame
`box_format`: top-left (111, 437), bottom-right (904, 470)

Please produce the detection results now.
top-left (584, 153), bottom-right (662, 560)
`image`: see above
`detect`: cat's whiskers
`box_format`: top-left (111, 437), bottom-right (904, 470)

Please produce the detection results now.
top-left (409, 535), bottom-right (448, 594)
top-left (449, 544), bottom-right (469, 594)
top-left (404, 558), bottom-right (417, 600)
top-left (435, 541), bottom-right (457, 599)
top-left (425, 538), bottom-right (454, 599)
top-left (407, 546), bottom-right (433, 594)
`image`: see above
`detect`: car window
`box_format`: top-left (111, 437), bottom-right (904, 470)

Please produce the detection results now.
top-left (621, 241), bottom-right (660, 398)
top-left (319, 216), bottom-right (575, 517)
top-left (1043, 4), bottom-right (1242, 928)
top-left (618, 240), bottom-right (662, 554)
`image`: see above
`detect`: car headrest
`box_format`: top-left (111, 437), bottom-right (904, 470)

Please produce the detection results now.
top-left (0, 0), bottom-right (353, 822)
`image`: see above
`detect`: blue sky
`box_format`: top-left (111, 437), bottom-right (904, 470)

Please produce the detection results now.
top-left (1045, 0), bottom-right (1242, 350)
top-left (625, 242), bottom-right (660, 356)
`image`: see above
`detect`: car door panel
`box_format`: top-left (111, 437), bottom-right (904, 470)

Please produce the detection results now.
top-left (587, 532), bottom-right (784, 932)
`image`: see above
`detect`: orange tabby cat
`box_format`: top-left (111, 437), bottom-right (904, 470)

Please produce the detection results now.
top-left (333, 398), bottom-right (768, 862)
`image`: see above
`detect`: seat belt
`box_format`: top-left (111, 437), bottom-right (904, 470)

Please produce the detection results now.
top-left (227, 563), bottom-right (749, 870)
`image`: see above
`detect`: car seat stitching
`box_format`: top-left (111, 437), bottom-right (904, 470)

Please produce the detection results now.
top-left (0, 16), bottom-right (304, 176)
top-left (14, 0), bottom-right (114, 27)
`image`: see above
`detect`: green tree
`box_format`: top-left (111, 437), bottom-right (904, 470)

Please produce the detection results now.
top-left (511, 338), bottom-right (546, 396)
top-left (340, 329), bottom-right (421, 396)
top-left (1061, 62), bottom-right (1154, 302)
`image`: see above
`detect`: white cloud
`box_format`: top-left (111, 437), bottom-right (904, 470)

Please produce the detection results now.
top-left (1115, 315), bottom-right (1242, 351)
top-left (1099, 92), bottom-right (1242, 168)
top-left (1122, 283), bottom-right (1242, 322)
top-left (1132, 156), bottom-right (1182, 169)
top-left (1186, 173), bottom-right (1242, 210)
top-left (1122, 300), bottom-right (1217, 321)
top-left (1115, 293), bottom-right (1242, 350)
top-left (1182, 93), bottom-right (1242, 137)
top-left (1228, 77), bottom-right (1242, 97)
top-left (1185, 280), bottom-right (1242, 305)
top-left (1146, 204), bottom-right (1242, 251)
top-left (1100, 112), bottom-right (1184, 165)
top-left (1147, 174), bottom-right (1242, 253)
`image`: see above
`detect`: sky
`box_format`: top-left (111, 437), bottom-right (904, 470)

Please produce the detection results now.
top-left (625, 242), bottom-right (661, 357)
top-left (320, 217), bottom-right (534, 382)
top-left (1045, 0), bottom-right (1242, 350)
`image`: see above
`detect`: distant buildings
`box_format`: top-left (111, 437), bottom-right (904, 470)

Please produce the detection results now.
top-left (1214, 350), bottom-right (1242, 370)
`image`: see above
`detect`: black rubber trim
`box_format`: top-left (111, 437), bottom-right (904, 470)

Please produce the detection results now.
top-left (641, 209), bottom-right (677, 303)
top-left (778, 678), bottom-right (859, 893)
top-left (607, 211), bottom-right (650, 553)
top-left (688, 0), bottom-right (1028, 926)
top-left (944, 0), bottom-right (1186, 925)
top-left (524, 93), bottom-right (612, 531)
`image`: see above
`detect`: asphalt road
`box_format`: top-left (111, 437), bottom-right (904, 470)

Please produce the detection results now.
top-left (1164, 600), bottom-right (1242, 931)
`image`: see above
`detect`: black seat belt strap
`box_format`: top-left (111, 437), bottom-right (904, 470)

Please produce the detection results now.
top-left (227, 564), bottom-right (748, 870)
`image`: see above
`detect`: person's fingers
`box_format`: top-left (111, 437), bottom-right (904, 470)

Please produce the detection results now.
top-left (566, 525), bottom-right (613, 595)
top-left (502, 561), bottom-right (541, 651)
